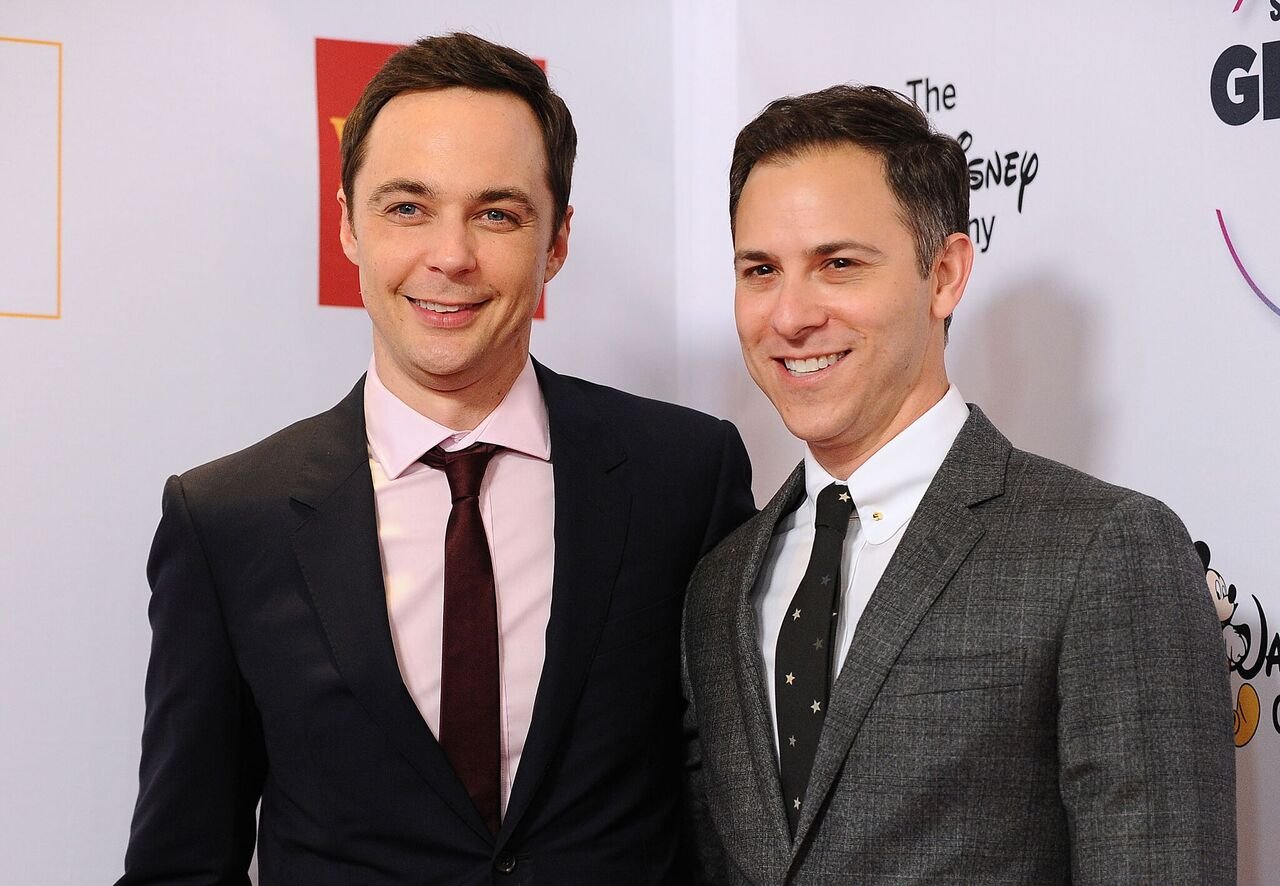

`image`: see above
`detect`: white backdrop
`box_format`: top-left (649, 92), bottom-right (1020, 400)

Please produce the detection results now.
top-left (1, 1), bottom-right (1275, 882)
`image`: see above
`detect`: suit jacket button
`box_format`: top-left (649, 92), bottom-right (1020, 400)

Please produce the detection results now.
top-left (495, 853), bottom-right (517, 874)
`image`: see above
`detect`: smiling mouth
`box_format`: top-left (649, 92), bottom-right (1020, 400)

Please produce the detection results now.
top-left (782, 351), bottom-right (849, 376)
top-left (407, 297), bottom-right (476, 314)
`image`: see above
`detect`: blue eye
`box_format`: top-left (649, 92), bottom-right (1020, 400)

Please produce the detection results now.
top-left (391, 204), bottom-right (419, 217)
top-left (484, 209), bottom-right (512, 223)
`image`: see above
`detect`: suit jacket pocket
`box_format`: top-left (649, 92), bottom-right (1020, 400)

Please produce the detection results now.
top-left (881, 649), bottom-right (1025, 696)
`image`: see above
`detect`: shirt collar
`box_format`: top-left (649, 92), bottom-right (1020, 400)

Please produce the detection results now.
top-left (364, 356), bottom-right (551, 480)
top-left (802, 386), bottom-right (969, 544)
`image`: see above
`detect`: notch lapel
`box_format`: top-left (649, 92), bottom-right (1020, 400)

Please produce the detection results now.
top-left (791, 407), bottom-right (1011, 849)
top-left (289, 379), bottom-right (492, 842)
top-left (499, 363), bottom-right (630, 842)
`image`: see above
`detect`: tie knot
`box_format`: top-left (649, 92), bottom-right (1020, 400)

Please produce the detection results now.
top-left (814, 483), bottom-right (854, 530)
top-left (420, 442), bottom-right (501, 501)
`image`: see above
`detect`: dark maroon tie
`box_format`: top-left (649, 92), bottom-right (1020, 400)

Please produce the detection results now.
top-left (419, 442), bottom-right (502, 834)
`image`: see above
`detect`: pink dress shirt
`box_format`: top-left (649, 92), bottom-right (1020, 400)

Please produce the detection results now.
top-left (364, 357), bottom-right (555, 815)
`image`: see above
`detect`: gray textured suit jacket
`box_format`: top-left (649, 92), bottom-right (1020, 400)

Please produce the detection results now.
top-left (683, 406), bottom-right (1235, 885)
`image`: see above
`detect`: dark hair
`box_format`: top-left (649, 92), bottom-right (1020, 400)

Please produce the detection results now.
top-left (729, 84), bottom-right (968, 279)
top-left (341, 32), bottom-right (577, 233)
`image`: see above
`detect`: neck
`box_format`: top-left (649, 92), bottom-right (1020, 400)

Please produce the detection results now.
top-left (811, 376), bottom-right (950, 480)
top-left (374, 355), bottom-right (525, 432)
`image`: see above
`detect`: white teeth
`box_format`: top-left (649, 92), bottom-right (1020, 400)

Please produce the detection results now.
top-left (410, 298), bottom-right (462, 313)
top-left (783, 352), bottom-right (848, 375)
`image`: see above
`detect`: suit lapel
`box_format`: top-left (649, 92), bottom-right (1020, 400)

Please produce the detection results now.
top-left (729, 465), bottom-right (807, 865)
top-left (499, 362), bottom-right (630, 842)
top-left (289, 378), bottom-right (492, 841)
top-left (791, 407), bottom-right (1010, 849)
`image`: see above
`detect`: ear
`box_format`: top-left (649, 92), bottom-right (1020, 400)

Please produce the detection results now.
top-left (337, 188), bottom-right (359, 265)
top-left (1195, 540), bottom-right (1212, 569)
top-left (930, 231), bottom-right (974, 323)
top-left (542, 205), bottom-right (573, 284)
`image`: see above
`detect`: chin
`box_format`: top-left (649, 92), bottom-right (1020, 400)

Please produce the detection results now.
top-left (777, 412), bottom-right (842, 449)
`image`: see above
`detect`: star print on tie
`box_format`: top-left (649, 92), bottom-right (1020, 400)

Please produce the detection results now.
top-left (774, 482), bottom-right (854, 835)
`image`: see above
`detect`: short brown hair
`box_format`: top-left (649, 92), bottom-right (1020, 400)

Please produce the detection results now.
top-left (729, 84), bottom-right (968, 279)
top-left (340, 32), bottom-right (577, 233)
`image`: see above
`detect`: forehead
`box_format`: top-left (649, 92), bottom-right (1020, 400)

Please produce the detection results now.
top-left (356, 87), bottom-right (550, 196)
top-left (734, 145), bottom-right (908, 245)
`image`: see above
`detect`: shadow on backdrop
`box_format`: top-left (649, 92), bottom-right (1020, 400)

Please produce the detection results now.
top-left (948, 273), bottom-right (1100, 477)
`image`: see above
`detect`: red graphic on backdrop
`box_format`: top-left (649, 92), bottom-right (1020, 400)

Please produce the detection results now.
top-left (316, 38), bottom-right (399, 308)
top-left (315, 38), bottom-right (547, 317)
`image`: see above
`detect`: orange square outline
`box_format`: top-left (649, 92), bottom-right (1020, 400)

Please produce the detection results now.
top-left (0, 36), bottom-right (62, 320)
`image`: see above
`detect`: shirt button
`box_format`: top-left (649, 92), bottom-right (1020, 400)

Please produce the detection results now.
top-left (495, 853), bottom-right (517, 874)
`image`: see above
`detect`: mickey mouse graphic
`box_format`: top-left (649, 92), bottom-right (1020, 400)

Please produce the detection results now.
top-left (1196, 540), bottom-right (1258, 747)
top-left (1196, 541), bottom-right (1249, 669)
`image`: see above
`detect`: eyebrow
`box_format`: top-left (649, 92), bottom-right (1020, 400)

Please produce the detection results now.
top-left (365, 178), bottom-right (435, 206)
top-left (810, 240), bottom-right (883, 259)
top-left (472, 188), bottom-right (539, 218)
top-left (733, 240), bottom-right (884, 264)
top-left (733, 248), bottom-right (775, 264)
top-left (363, 181), bottom-right (539, 218)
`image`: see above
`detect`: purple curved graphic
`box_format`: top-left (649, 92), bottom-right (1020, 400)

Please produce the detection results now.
top-left (1217, 209), bottom-right (1280, 318)
top-left (1233, 0), bottom-right (1245, 12)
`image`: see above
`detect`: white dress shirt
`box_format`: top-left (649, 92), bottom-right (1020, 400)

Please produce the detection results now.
top-left (755, 387), bottom-right (970, 754)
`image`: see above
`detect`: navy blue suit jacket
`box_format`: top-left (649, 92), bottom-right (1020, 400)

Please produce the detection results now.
top-left (119, 362), bottom-right (755, 885)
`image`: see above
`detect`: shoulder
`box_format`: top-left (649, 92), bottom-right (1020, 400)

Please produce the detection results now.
top-left (545, 367), bottom-right (730, 429)
top-left (175, 380), bottom-right (363, 506)
top-left (957, 405), bottom-right (1176, 524)
top-left (689, 467), bottom-right (799, 590)
top-left (954, 418), bottom-right (1208, 636)
top-left (958, 416), bottom-right (1192, 565)
top-left (690, 509), bottom-right (764, 585)
top-left (539, 363), bottom-right (756, 554)
top-left (538, 363), bottom-right (743, 459)
top-left (1005, 447), bottom-right (1180, 529)
top-left (1006, 447), bottom-right (1129, 504)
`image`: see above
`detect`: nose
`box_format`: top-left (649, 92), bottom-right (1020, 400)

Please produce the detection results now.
top-left (769, 275), bottom-right (826, 340)
top-left (422, 216), bottom-right (478, 278)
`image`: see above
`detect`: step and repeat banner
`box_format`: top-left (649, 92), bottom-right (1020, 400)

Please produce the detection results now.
top-left (1, 1), bottom-right (1275, 881)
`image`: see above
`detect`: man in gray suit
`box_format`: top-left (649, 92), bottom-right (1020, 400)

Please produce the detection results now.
top-left (682, 84), bottom-right (1235, 884)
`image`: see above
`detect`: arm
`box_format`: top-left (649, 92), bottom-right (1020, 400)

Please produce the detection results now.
top-left (679, 419), bottom-right (754, 882)
top-left (697, 420), bottom-right (756, 557)
top-left (117, 476), bottom-right (266, 886)
top-left (1058, 494), bottom-right (1235, 884)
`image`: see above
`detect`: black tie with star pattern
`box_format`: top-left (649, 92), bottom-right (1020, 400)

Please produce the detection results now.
top-left (775, 481), bottom-right (854, 835)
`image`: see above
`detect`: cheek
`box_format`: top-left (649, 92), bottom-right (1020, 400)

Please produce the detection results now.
top-left (734, 298), bottom-right (765, 344)
top-left (355, 261), bottom-right (377, 303)
top-left (380, 253), bottom-right (420, 298)
top-left (866, 295), bottom-right (930, 349)
top-left (492, 246), bottom-right (548, 292)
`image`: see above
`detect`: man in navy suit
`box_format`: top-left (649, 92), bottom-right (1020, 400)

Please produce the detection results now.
top-left (118, 33), bottom-right (754, 884)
